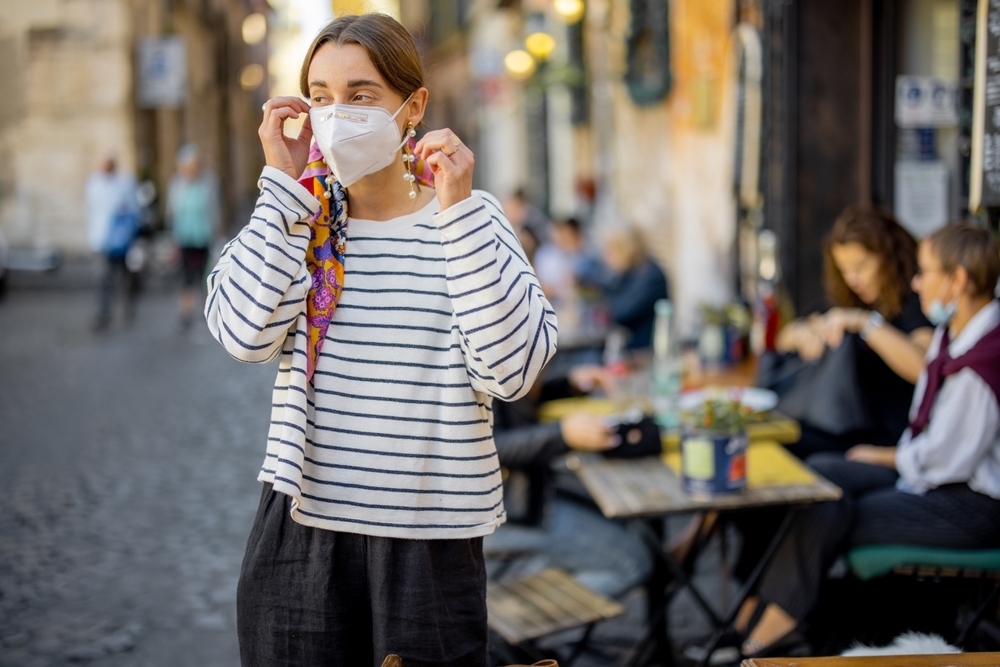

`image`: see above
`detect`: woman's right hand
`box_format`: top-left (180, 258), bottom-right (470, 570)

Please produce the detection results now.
top-left (259, 97), bottom-right (314, 181)
top-left (560, 413), bottom-right (619, 452)
top-left (777, 318), bottom-right (826, 361)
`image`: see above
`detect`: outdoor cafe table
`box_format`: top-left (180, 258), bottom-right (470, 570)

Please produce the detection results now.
top-left (561, 442), bottom-right (841, 667)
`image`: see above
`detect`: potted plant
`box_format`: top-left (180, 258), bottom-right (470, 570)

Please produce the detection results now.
top-left (681, 398), bottom-right (752, 496)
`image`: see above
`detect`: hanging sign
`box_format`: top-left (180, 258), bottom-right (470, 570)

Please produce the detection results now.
top-left (894, 76), bottom-right (958, 128)
top-left (137, 37), bottom-right (187, 109)
top-left (970, 0), bottom-right (1000, 209)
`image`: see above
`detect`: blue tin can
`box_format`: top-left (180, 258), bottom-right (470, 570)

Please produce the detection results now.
top-left (681, 430), bottom-right (748, 496)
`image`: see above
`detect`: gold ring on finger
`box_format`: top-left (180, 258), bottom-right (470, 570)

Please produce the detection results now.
top-left (450, 135), bottom-right (461, 148)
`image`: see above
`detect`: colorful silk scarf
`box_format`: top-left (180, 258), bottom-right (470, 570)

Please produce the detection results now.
top-left (298, 140), bottom-right (434, 382)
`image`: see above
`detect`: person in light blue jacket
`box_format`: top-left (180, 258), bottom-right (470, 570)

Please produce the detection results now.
top-left (166, 144), bottom-right (220, 329)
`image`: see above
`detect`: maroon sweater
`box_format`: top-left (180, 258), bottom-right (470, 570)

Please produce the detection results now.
top-left (910, 303), bottom-right (1000, 437)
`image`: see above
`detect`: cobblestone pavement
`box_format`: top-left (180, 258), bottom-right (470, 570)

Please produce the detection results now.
top-left (0, 286), bottom-right (724, 667)
top-left (0, 288), bottom-right (274, 666)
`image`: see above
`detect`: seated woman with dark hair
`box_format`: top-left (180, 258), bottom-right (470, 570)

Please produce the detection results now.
top-left (742, 223), bottom-right (1000, 656)
top-left (774, 207), bottom-right (933, 457)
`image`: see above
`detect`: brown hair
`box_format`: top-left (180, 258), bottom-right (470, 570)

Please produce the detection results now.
top-left (823, 206), bottom-right (918, 319)
top-left (299, 14), bottom-right (424, 99)
top-left (926, 223), bottom-right (1000, 299)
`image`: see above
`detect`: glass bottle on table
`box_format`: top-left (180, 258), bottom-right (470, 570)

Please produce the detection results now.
top-left (652, 299), bottom-right (682, 432)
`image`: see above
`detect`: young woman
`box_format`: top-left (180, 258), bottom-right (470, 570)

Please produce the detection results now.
top-left (743, 222), bottom-right (1000, 656)
top-left (205, 14), bottom-right (557, 666)
top-left (775, 207), bottom-right (933, 456)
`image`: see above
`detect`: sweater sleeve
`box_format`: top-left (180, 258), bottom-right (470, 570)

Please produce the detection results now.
top-left (434, 191), bottom-right (558, 401)
top-left (205, 167), bottom-right (318, 363)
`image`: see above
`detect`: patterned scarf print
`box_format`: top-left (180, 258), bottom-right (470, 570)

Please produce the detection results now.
top-left (298, 139), bottom-right (434, 382)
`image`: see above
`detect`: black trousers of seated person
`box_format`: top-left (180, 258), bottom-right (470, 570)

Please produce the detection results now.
top-left (237, 484), bottom-right (488, 667)
top-left (755, 454), bottom-right (1000, 622)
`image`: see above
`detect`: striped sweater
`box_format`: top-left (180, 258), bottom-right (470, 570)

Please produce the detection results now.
top-left (205, 167), bottom-right (558, 539)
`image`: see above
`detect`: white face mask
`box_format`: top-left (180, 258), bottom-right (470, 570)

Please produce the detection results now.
top-left (926, 277), bottom-right (958, 326)
top-left (309, 95), bottom-right (412, 187)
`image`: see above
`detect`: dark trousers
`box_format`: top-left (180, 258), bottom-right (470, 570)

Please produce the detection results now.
top-left (97, 254), bottom-right (139, 324)
top-left (757, 454), bottom-right (1000, 621)
top-left (236, 484), bottom-right (488, 667)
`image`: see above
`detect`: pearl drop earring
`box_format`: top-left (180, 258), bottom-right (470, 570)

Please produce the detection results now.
top-left (403, 123), bottom-right (417, 199)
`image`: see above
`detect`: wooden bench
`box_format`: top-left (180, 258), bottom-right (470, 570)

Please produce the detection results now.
top-left (487, 568), bottom-right (624, 666)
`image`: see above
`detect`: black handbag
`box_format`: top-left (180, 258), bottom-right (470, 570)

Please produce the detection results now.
top-left (760, 334), bottom-right (872, 436)
top-left (603, 416), bottom-right (663, 459)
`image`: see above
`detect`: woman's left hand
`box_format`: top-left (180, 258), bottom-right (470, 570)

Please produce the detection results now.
top-left (414, 128), bottom-right (474, 212)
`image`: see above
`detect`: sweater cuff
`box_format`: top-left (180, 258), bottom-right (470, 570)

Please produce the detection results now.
top-left (257, 166), bottom-right (321, 221)
top-left (433, 194), bottom-right (494, 256)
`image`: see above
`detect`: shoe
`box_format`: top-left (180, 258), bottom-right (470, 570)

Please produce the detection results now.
top-left (683, 631), bottom-right (742, 665)
top-left (683, 643), bottom-right (741, 665)
top-left (741, 628), bottom-right (810, 659)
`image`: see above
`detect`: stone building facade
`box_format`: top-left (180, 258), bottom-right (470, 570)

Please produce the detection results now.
top-left (0, 0), bottom-right (267, 254)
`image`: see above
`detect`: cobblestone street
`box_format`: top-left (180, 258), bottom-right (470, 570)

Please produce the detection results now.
top-left (0, 287), bottom-right (275, 666)
top-left (0, 284), bottom-right (724, 667)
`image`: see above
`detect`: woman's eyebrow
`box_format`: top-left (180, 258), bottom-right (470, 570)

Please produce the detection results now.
top-left (346, 79), bottom-right (383, 89)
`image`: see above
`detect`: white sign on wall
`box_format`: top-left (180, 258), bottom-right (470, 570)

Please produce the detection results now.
top-left (895, 75), bottom-right (958, 127)
top-left (137, 37), bottom-right (187, 109)
top-left (894, 160), bottom-right (949, 238)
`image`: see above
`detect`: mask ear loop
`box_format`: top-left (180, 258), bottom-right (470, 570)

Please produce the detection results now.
top-left (402, 122), bottom-right (417, 199)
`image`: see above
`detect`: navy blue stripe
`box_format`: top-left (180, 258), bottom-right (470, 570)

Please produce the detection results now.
top-left (308, 402), bottom-right (486, 426)
top-left (327, 338), bottom-right (460, 353)
top-left (226, 275), bottom-right (275, 314)
top-left (464, 290), bottom-right (527, 337)
top-left (438, 204), bottom-right (485, 232)
top-left (346, 269), bottom-right (447, 279)
top-left (303, 440), bottom-right (495, 461)
top-left (312, 386), bottom-right (481, 408)
top-left (298, 491), bottom-right (502, 513)
top-left (446, 239), bottom-right (492, 263)
top-left (230, 254), bottom-right (285, 297)
top-left (318, 351), bottom-right (465, 371)
top-left (349, 235), bottom-right (441, 245)
top-left (246, 227), bottom-right (303, 265)
top-left (342, 286), bottom-right (450, 298)
top-left (332, 321), bottom-right (457, 335)
top-left (455, 270), bottom-right (522, 318)
top-left (350, 252), bottom-right (444, 263)
top-left (303, 457), bottom-right (500, 478)
top-left (447, 258), bottom-right (496, 282)
top-left (312, 369), bottom-right (471, 389)
top-left (335, 303), bottom-right (453, 317)
top-left (300, 474), bottom-right (503, 496)
top-left (440, 220), bottom-right (491, 246)
top-left (220, 319), bottom-right (274, 352)
top-left (309, 423), bottom-right (492, 445)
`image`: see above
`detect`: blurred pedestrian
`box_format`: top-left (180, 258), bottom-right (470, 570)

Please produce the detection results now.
top-left (551, 217), bottom-right (602, 290)
top-left (599, 224), bottom-right (670, 349)
top-left (85, 154), bottom-right (140, 331)
top-left (205, 14), bottom-right (556, 666)
top-left (503, 188), bottom-right (550, 240)
top-left (166, 144), bottom-right (220, 329)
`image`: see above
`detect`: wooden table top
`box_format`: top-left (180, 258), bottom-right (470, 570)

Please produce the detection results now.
top-left (569, 441), bottom-right (842, 519)
top-left (742, 653), bottom-right (1000, 667)
top-left (538, 397), bottom-right (802, 446)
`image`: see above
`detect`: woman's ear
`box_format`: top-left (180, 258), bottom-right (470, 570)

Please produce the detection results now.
top-left (953, 265), bottom-right (972, 298)
top-left (407, 87), bottom-right (429, 128)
